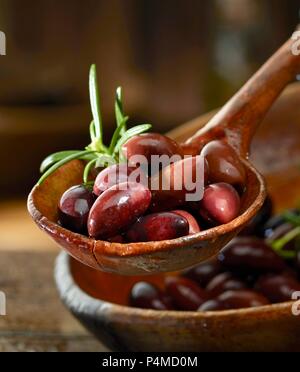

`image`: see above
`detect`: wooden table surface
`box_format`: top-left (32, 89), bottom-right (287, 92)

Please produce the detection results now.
top-left (0, 200), bottom-right (108, 352)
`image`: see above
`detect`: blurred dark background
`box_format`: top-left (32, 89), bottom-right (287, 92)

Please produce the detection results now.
top-left (0, 0), bottom-right (299, 198)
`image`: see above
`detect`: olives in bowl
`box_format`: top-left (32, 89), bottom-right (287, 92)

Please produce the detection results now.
top-left (129, 204), bottom-right (300, 312)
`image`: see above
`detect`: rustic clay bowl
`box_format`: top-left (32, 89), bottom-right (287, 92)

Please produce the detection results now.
top-left (55, 83), bottom-right (300, 352)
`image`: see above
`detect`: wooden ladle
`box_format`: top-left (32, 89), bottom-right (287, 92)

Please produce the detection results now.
top-left (28, 32), bottom-right (300, 275)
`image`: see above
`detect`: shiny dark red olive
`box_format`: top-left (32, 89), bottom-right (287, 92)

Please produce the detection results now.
top-left (206, 272), bottom-right (247, 298)
top-left (255, 274), bottom-right (300, 303)
top-left (199, 290), bottom-right (269, 311)
top-left (218, 290), bottom-right (269, 309)
top-left (129, 282), bottom-right (173, 310)
top-left (200, 140), bottom-right (246, 187)
top-left (218, 237), bottom-right (286, 273)
top-left (240, 196), bottom-right (273, 237)
top-left (183, 259), bottom-right (222, 287)
top-left (198, 299), bottom-right (225, 311)
top-left (107, 235), bottom-right (125, 243)
top-left (150, 156), bottom-right (209, 212)
top-left (265, 223), bottom-right (297, 253)
top-left (262, 209), bottom-right (300, 239)
top-left (165, 276), bottom-right (208, 311)
top-left (122, 133), bottom-right (183, 168)
top-left (126, 212), bottom-right (189, 242)
top-left (200, 183), bottom-right (241, 225)
top-left (59, 185), bottom-right (95, 233)
top-left (172, 210), bottom-right (201, 235)
top-left (93, 164), bottom-right (143, 196)
top-left (88, 182), bottom-right (152, 239)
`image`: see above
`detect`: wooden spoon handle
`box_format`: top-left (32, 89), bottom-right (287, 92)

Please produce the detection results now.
top-left (184, 29), bottom-right (300, 158)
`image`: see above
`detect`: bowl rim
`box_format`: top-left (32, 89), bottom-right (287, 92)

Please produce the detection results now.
top-left (55, 251), bottom-right (293, 319)
top-left (29, 158), bottom-right (266, 258)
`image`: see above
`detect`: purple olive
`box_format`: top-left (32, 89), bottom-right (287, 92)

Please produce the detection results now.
top-left (240, 196), bottom-right (273, 237)
top-left (200, 183), bottom-right (241, 225)
top-left (165, 276), bottom-right (208, 311)
top-left (93, 164), bottom-right (143, 196)
top-left (88, 182), bottom-right (151, 239)
top-left (183, 259), bottom-right (222, 287)
top-left (122, 133), bottom-right (183, 168)
top-left (206, 272), bottom-right (247, 298)
top-left (126, 212), bottom-right (189, 242)
top-left (150, 156), bottom-right (209, 212)
top-left (198, 299), bottom-right (225, 311)
top-left (172, 210), bottom-right (201, 235)
top-left (129, 282), bottom-right (173, 310)
top-left (218, 237), bottom-right (287, 273)
top-left (200, 140), bottom-right (246, 187)
top-left (255, 274), bottom-right (300, 303)
top-left (266, 223), bottom-right (298, 255)
top-left (58, 185), bottom-right (95, 233)
top-left (107, 235), bottom-right (125, 243)
top-left (200, 290), bottom-right (269, 311)
top-left (219, 290), bottom-right (269, 309)
top-left (263, 209), bottom-right (300, 239)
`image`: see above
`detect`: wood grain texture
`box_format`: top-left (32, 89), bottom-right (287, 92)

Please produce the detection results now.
top-left (0, 248), bottom-right (107, 351)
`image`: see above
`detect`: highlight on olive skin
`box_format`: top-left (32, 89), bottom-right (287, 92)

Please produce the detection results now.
top-left (37, 64), bottom-right (247, 244)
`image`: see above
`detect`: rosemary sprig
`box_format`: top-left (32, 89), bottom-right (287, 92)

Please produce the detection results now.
top-left (37, 64), bottom-right (152, 185)
top-left (269, 209), bottom-right (300, 259)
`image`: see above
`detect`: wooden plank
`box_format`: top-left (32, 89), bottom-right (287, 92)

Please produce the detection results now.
top-left (0, 250), bottom-right (108, 351)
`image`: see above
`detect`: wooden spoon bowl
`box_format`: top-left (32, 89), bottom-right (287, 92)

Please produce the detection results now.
top-left (28, 32), bottom-right (300, 275)
top-left (28, 158), bottom-right (265, 274)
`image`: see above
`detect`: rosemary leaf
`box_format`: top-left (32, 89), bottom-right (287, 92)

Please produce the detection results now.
top-left (38, 150), bottom-right (96, 186)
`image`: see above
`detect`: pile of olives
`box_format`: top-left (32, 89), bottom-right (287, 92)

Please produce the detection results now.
top-left (58, 134), bottom-right (245, 243)
top-left (129, 202), bottom-right (300, 311)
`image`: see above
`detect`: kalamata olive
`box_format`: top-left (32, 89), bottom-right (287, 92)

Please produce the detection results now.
top-left (172, 210), bottom-right (201, 235)
top-left (122, 133), bottom-right (183, 170)
top-left (206, 272), bottom-right (247, 298)
top-left (58, 185), bottom-right (95, 233)
top-left (183, 259), bottom-right (222, 287)
top-left (265, 223), bottom-right (300, 257)
top-left (165, 276), bottom-right (208, 311)
top-left (240, 196), bottom-right (273, 237)
top-left (199, 290), bottom-right (269, 311)
top-left (88, 182), bottom-right (152, 239)
top-left (199, 183), bottom-right (241, 225)
top-left (129, 282), bottom-right (173, 310)
top-left (107, 235), bottom-right (125, 243)
top-left (93, 164), bottom-right (144, 196)
top-left (198, 299), bottom-right (225, 311)
top-left (200, 140), bottom-right (246, 187)
top-left (262, 209), bottom-right (300, 239)
top-left (150, 156), bottom-right (209, 212)
top-left (218, 237), bottom-right (286, 273)
top-left (126, 212), bottom-right (189, 242)
top-left (255, 274), bottom-right (300, 303)
top-left (216, 290), bottom-right (269, 309)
